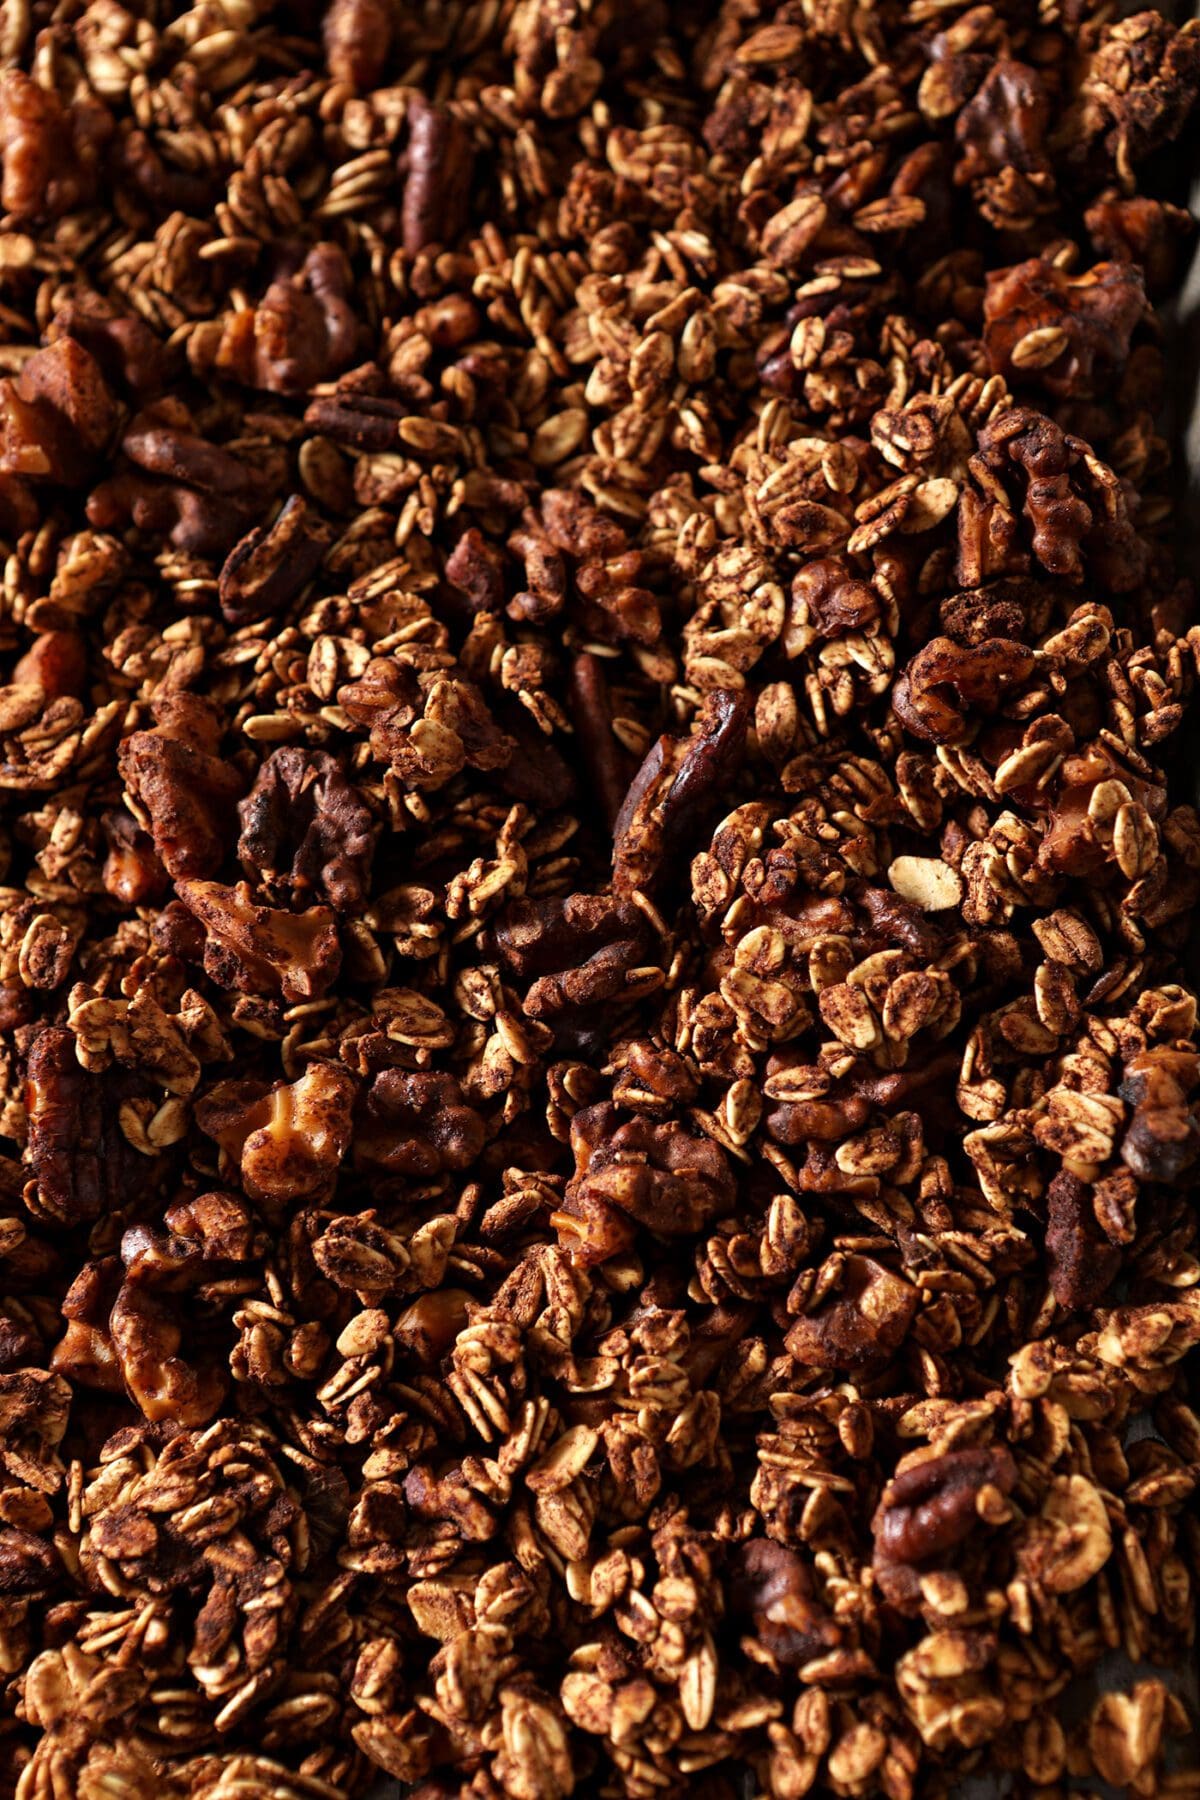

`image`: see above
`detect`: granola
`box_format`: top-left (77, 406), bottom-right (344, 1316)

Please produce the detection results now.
top-left (1, 2), bottom-right (1200, 1798)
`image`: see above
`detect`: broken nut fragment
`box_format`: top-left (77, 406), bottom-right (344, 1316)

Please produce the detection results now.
top-left (785, 1255), bottom-right (920, 1370)
top-left (555, 1102), bottom-right (736, 1265)
top-left (196, 1064), bottom-right (356, 1206)
top-left (118, 694), bottom-right (243, 881)
top-left (176, 878), bottom-right (342, 1004)
top-left (887, 856), bottom-right (963, 912)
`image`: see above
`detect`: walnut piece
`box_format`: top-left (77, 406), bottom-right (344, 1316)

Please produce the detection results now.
top-left (196, 1064), bottom-right (356, 1206)
top-left (176, 878), bottom-right (343, 1004)
top-left (118, 694), bottom-right (243, 880)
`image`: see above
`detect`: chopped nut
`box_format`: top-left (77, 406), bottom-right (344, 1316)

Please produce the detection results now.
top-left (118, 694), bottom-right (243, 880)
top-left (785, 1255), bottom-right (920, 1370)
top-left (887, 856), bottom-right (964, 913)
top-left (196, 1064), bottom-right (356, 1206)
top-left (176, 878), bottom-right (342, 1004)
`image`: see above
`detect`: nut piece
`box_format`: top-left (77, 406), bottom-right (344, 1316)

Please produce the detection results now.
top-left (489, 892), bottom-right (656, 1024)
top-left (196, 1064), bottom-right (356, 1206)
top-left (613, 688), bottom-right (751, 895)
top-left (730, 1540), bottom-right (843, 1664)
top-left (556, 1102), bottom-right (736, 1264)
top-left (894, 636), bottom-right (1035, 744)
top-left (887, 856), bottom-right (964, 912)
top-left (1, 0), bottom-right (1199, 1793)
top-left (324, 0), bottom-right (394, 87)
top-left (402, 97), bottom-right (474, 254)
top-left (219, 496), bottom-right (335, 625)
top-left (0, 70), bottom-right (109, 218)
top-left (23, 1028), bottom-right (132, 1227)
top-left (786, 1256), bottom-right (919, 1370)
top-left (984, 258), bottom-right (1146, 396)
top-left (0, 339), bottom-right (117, 487)
top-left (176, 878), bottom-right (342, 1004)
top-left (873, 1447), bottom-right (1018, 1612)
top-left (88, 403), bottom-right (276, 557)
top-left (109, 1282), bottom-right (226, 1427)
top-left (118, 694), bottom-right (243, 880)
top-left (191, 247), bottom-right (358, 396)
top-left (355, 1071), bottom-right (484, 1177)
top-left (237, 747), bottom-right (376, 912)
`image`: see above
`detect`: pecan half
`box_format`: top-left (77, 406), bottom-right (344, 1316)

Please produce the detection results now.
top-left (219, 496), bottom-right (335, 626)
top-left (489, 892), bottom-right (655, 1021)
top-left (613, 689), bottom-right (751, 895)
top-left (402, 97), bottom-right (474, 255)
top-left (872, 1447), bottom-right (1018, 1612)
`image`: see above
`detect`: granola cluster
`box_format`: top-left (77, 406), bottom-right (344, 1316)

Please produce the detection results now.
top-left (1, 1), bottom-right (1200, 1797)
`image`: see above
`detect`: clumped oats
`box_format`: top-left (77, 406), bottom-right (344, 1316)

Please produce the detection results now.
top-left (1, 1), bottom-right (1200, 1797)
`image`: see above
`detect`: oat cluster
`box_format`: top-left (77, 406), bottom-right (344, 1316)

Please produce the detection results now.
top-left (2, 1), bottom-right (1200, 1796)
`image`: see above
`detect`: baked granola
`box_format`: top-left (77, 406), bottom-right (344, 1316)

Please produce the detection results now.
top-left (1, 2), bottom-right (1200, 1797)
